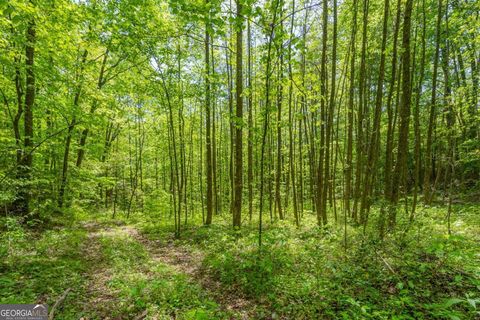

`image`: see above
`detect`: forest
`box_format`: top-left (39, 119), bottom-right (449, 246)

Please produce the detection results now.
top-left (0, 0), bottom-right (479, 318)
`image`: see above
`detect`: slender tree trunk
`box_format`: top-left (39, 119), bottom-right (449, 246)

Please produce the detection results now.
top-left (76, 50), bottom-right (108, 168)
top-left (275, 12), bottom-right (284, 221)
top-left (384, 0), bottom-right (402, 200)
top-left (345, 0), bottom-right (358, 220)
top-left (13, 17), bottom-right (36, 216)
top-left (359, 0), bottom-right (389, 228)
top-left (322, 0), bottom-right (335, 226)
top-left (233, 0), bottom-right (243, 228)
top-left (159, 68), bottom-right (181, 237)
top-left (199, 103), bottom-right (205, 223)
top-left (247, 19), bottom-right (254, 222)
top-left (226, 33), bottom-right (235, 219)
top-left (315, 0), bottom-right (328, 226)
top-left (58, 50), bottom-right (88, 208)
top-left (259, 0), bottom-right (279, 247)
top-left (353, 0), bottom-right (368, 221)
top-left (424, 0), bottom-right (443, 204)
top-left (412, 0), bottom-right (427, 215)
top-left (211, 40), bottom-right (219, 216)
top-left (205, 2), bottom-right (214, 225)
top-left (388, 0), bottom-right (414, 229)
top-left (288, 0), bottom-right (299, 226)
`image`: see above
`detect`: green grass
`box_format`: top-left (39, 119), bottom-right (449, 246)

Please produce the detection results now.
top-left (0, 218), bottom-right (88, 319)
top-left (140, 203), bottom-right (480, 319)
top-left (0, 215), bottom-right (230, 319)
top-left (1, 202), bottom-right (478, 319)
top-left (93, 230), bottom-right (231, 319)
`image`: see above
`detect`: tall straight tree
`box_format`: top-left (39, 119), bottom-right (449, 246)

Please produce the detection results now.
top-left (384, 0), bottom-right (402, 200)
top-left (359, 0), bottom-right (390, 226)
top-left (287, 0), bottom-right (299, 226)
top-left (75, 50), bottom-right (109, 168)
top-left (58, 49), bottom-right (88, 208)
top-left (247, 18), bottom-right (254, 222)
top-left (205, 0), bottom-right (214, 225)
top-left (12, 13), bottom-right (36, 216)
top-left (424, 0), bottom-right (443, 204)
top-left (323, 0), bottom-right (337, 226)
top-left (316, 0), bottom-right (329, 226)
top-left (411, 0), bottom-right (427, 215)
top-left (232, 0), bottom-right (243, 228)
top-left (388, 0), bottom-right (414, 228)
top-left (345, 0), bottom-right (358, 220)
top-left (275, 6), bottom-right (284, 221)
top-left (259, 0), bottom-right (280, 246)
top-left (353, 0), bottom-right (369, 220)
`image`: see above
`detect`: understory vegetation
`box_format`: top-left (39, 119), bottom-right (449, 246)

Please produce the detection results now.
top-left (1, 203), bottom-right (478, 319)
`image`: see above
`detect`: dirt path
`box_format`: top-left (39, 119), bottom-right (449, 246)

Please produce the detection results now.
top-left (125, 227), bottom-right (256, 319)
top-left (79, 221), bottom-right (124, 318)
top-left (79, 221), bottom-right (259, 319)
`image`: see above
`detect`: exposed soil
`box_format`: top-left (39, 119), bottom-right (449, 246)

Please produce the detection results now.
top-left (79, 222), bottom-right (123, 319)
top-left (79, 221), bottom-right (259, 319)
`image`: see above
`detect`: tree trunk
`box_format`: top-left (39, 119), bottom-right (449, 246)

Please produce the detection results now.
top-left (232, 0), bottom-right (243, 228)
top-left (205, 2), bottom-right (214, 225)
top-left (388, 0), bottom-right (414, 229)
top-left (424, 0), bottom-right (443, 204)
top-left (288, 0), bottom-right (299, 226)
top-left (13, 18), bottom-right (36, 216)
top-left (359, 0), bottom-right (389, 228)
top-left (58, 50), bottom-right (88, 208)
top-left (75, 50), bottom-right (108, 168)
top-left (345, 0), bottom-right (358, 220)
top-left (411, 0), bottom-right (427, 215)
top-left (247, 19), bottom-right (254, 222)
top-left (384, 0), bottom-right (402, 200)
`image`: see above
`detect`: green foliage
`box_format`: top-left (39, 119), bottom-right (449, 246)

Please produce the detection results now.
top-left (0, 218), bottom-right (88, 318)
top-left (138, 204), bottom-right (480, 319)
top-left (144, 188), bottom-right (172, 218)
top-left (1, 202), bottom-right (478, 319)
top-left (1, 0), bottom-right (479, 318)
top-left (93, 230), bottom-right (229, 319)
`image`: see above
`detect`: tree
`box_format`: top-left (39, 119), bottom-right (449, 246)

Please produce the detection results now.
top-left (205, 0), bottom-right (214, 225)
top-left (232, 0), bottom-right (244, 228)
top-left (388, 0), bottom-right (414, 228)
top-left (424, 0), bottom-right (444, 204)
top-left (12, 10), bottom-right (36, 217)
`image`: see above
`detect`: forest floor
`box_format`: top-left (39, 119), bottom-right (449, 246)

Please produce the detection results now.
top-left (79, 220), bottom-right (258, 319)
top-left (1, 202), bottom-right (479, 319)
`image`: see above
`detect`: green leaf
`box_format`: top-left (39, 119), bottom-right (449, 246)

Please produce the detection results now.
top-left (467, 298), bottom-right (478, 310)
top-left (444, 298), bottom-right (463, 307)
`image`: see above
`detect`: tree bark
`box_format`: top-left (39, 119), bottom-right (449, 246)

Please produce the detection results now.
top-left (345, 0), bottom-right (358, 220)
top-left (205, 3), bottom-right (214, 225)
top-left (359, 0), bottom-right (389, 228)
top-left (388, 0), bottom-right (414, 228)
top-left (12, 17), bottom-right (36, 216)
top-left (424, 0), bottom-right (443, 204)
top-left (233, 0), bottom-right (243, 228)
